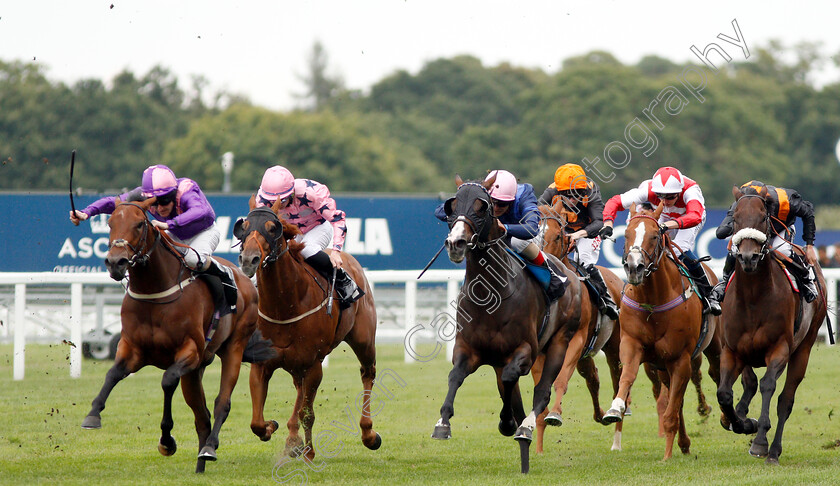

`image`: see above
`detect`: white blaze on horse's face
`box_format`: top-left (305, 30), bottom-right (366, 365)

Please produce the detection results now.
top-left (624, 220), bottom-right (647, 285)
top-left (445, 219), bottom-right (470, 263)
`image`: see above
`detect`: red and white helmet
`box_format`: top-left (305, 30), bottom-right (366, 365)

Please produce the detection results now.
top-left (485, 170), bottom-right (517, 202)
top-left (257, 165), bottom-right (295, 205)
top-left (651, 166), bottom-right (685, 194)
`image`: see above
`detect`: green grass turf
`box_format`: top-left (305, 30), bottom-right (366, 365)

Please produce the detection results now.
top-left (0, 341), bottom-right (838, 485)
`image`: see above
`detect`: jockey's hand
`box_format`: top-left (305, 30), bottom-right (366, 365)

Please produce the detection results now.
top-left (805, 244), bottom-right (817, 266)
top-left (69, 210), bottom-right (88, 226)
top-left (599, 225), bottom-right (613, 239)
top-left (329, 250), bottom-right (344, 269)
top-left (151, 220), bottom-right (169, 231)
top-left (569, 229), bottom-right (587, 243)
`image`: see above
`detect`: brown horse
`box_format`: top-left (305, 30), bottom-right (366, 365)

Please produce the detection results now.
top-left (531, 202), bottom-right (625, 453)
top-left (234, 196), bottom-right (381, 462)
top-left (81, 197), bottom-right (268, 473)
top-left (430, 175), bottom-right (582, 473)
top-left (716, 186), bottom-right (827, 464)
top-left (601, 203), bottom-right (721, 460)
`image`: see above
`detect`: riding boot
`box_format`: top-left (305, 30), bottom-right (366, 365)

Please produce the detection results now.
top-left (786, 254), bottom-right (818, 303)
top-left (585, 264), bottom-right (620, 320)
top-left (540, 254), bottom-right (568, 302)
top-left (200, 258), bottom-right (238, 313)
top-left (679, 253), bottom-right (721, 316)
top-left (305, 251), bottom-right (365, 308)
top-left (709, 253), bottom-right (736, 308)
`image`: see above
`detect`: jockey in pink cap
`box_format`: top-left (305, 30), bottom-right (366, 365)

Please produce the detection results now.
top-left (601, 166), bottom-right (720, 315)
top-left (70, 164), bottom-right (237, 321)
top-left (255, 165), bottom-right (362, 306)
top-left (435, 169), bottom-right (567, 301)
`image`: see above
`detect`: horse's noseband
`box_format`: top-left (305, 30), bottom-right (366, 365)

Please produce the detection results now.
top-left (234, 207), bottom-right (290, 267)
top-left (730, 194), bottom-right (772, 259)
top-left (109, 202), bottom-right (160, 266)
top-left (445, 182), bottom-right (501, 249)
top-left (622, 215), bottom-right (665, 277)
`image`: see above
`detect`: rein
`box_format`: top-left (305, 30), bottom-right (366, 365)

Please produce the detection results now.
top-left (623, 214), bottom-right (666, 277)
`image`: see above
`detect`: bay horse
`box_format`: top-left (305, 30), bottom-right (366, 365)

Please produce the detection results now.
top-left (430, 175), bottom-right (582, 473)
top-left (601, 203), bottom-right (722, 460)
top-left (716, 186), bottom-right (827, 464)
top-left (532, 202), bottom-right (626, 453)
top-left (234, 196), bottom-right (380, 462)
top-left (81, 197), bottom-right (269, 473)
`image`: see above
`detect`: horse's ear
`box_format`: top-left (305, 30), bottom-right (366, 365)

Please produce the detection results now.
top-left (443, 197), bottom-right (457, 217)
top-left (114, 196), bottom-right (122, 206)
top-left (629, 203), bottom-right (637, 217)
top-left (232, 218), bottom-right (246, 241)
top-left (248, 194), bottom-right (257, 210)
top-left (271, 195), bottom-right (284, 214)
top-left (732, 185), bottom-right (743, 201)
top-left (653, 202), bottom-right (664, 219)
top-left (455, 174), bottom-right (464, 188)
top-left (140, 197), bottom-right (156, 211)
top-left (538, 204), bottom-right (551, 217)
top-left (483, 172), bottom-right (497, 191)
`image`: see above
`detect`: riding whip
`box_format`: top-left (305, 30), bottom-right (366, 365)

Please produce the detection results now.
top-left (69, 150), bottom-right (78, 223)
top-left (417, 243), bottom-right (446, 280)
top-left (326, 265), bottom-right (337, 317)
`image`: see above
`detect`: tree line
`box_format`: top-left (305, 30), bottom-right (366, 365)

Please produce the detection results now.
top-left (1, 41), bottom-right (839, 211)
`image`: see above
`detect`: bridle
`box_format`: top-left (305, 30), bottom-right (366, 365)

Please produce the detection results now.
top-left (109, 202), bottom-right (161, 267)
top-left (233, 207), bottom-right (290, 267)
top-left (622, 214), bottom-right (667, 278)
top-left (539, 213), bottom-right (573, 262)
top-left (730, 194), bottom-right (772, 261)
top-left (445, 182), bottom-right (507, 250)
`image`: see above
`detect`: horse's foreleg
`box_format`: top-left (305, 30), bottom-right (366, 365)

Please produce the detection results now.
top-left (690, 354), bottom-right (711, 417)
top-left (750, 353), bottom-right (788, 459)
top-left (82, 342), bottom-right (141, 429)
top-left (284, 374), bottom-right (305, 456)
top-left (159, 352), bottom-right (200, 457)
top-left (767, 343), bottom-right (814, 464)
top-left (716, 348), bottom-right (751, 434)
top-left (496, 361), bottom-right (528, 438)
top-left (662, 356), bottom-right (691, 460)
top-left (515, 340), bottom-right (564, 443)
top-left (603, 338), bottom-right (644, 424)
top-left (736, 367), bottom-right (758, 421)
top-left (249, 362), bottom-right (278, 441)
top-left (296, 362), bottom-right (324, 462)
top-left (179, 369), bottom-right (212, 472)
top-left (576, 356), bottom-right (602, 423)
top-left (432, 350), bottom-right (479, 440)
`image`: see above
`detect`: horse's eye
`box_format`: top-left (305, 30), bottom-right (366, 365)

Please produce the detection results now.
top-left (136, 222), bottom-right (144, 230)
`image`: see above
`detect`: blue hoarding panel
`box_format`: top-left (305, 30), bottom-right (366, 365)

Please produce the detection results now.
top-left (2, 194), bottom-right (835, 273)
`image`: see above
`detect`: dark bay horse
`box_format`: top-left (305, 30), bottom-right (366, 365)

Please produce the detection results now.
top-left (430, 175), bottom-right (582, 473)
top-left (602, 203), bottom-right (722, 460)
top-left (716, 186), bottom-right (827, 464)
top-left (81, 197), bottom-right (267, 473)
top-left (234, 196), bottom-right (380, 461)
top-left (532, 202), bottom-right (626, 453)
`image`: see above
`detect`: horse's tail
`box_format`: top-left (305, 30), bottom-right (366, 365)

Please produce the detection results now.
top-left (242, 328), bottom-right (277, 363)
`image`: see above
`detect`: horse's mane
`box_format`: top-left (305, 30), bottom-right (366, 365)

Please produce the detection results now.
top-left (638, 201), bottom-right (655, 212)
top-left (278, 218), bottom-right (306, 262)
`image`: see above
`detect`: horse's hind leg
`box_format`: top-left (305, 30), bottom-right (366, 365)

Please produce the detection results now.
top-left (716, 348), bottom-right (753, 434)
top-left (736, 367), bottom-right (758, 420)
top-left (82, 343), bottom-right (141, 429)
top-left (296, 362), bottom-right (324, 462)
top-left (200, 342), bottom-right (246, 461)
top-left (347, 337), bottom-right (382, 450)
top-left (767, 343), bottom-right (814, 464)
top-left (691, 354), bottom-right (711, 417)
top-left (576, 356), bottom-right (602, 423)
top-left (180, 369), bottom-right (212, 473)
top-left (662, 356), bottom-right (692, 460)
top-left (249, 362), bottom-right (279, 441)
top-left (498, 365), bottom-right (527, 438)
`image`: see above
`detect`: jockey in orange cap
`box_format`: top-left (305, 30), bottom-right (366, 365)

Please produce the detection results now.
top-left (602, 166), bottom-right (721, 316)
top-left (540, 163), bottom-right (619, 319)
top-left (255, 165), bottom-right (363, 307)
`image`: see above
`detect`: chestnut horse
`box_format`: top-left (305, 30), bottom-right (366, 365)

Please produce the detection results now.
top-left (234, 196), bottom-right (380, 462)
top-left (602, 203), bottom-right (722, 460)
top-left (81, 198), bottom-right (268, 473)
top-left (532, 202), bottom-right (625, 453)
top-left (430, 175), bottom-right (582, 473)
top-left (716, 186), bottom-right (827, 464)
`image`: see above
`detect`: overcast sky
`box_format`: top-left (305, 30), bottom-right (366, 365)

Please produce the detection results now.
top-left (2, 1), bottom-right (839, 111)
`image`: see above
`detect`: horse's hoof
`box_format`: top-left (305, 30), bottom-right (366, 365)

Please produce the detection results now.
top-left (498, 419), bottom-right (517, 437)
top-left (744, 418), bottom-right (759, 435)
top-left (81, 415), bottom-right (101, 429)
top-left (749, 442), bottom-right (768, 458)
top-left (765, 456), bottom-right (779, 466)
top-left (258, 420), bottom-right (279, 442)
top-left (198, 445), bottom-right (217, 461)
top-left (513, 426), bottom-right (532, 443)
top-left (698, 404), bottom-right (712, 417)
top-left (544, 412), bottom-right (563, 427)
top-left (431, 425), bottom-right (451, 440)
top-left (720, 416), bottom-right (733, 431)
top-left (158, 437), bottom-right (177, 456)
top-left (623, 407), bottom-right (632, 417)
top-left (367, 433), bottom-right (382, 450)
top-left (602, 409), bottom-right (623, 424)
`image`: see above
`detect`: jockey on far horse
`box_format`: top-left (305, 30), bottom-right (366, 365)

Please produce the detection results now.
top-left (435, 169), bottom-right (567, 301)
top-left (540, 163), bottom-right (619, 319)
top-left (710, 180), bottom-right (819, 307)
top-left (602, 166), bottom-right (721, 316)
top-left (254, 165), bottom-right (363, 308)
top-left (70, 164), bottom-right (237, 324)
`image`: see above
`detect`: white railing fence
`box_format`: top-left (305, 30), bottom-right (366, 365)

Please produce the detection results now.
top-left (2, 269), bottom-right (839, 380)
